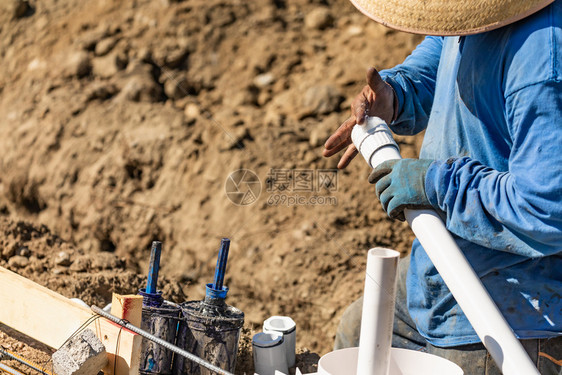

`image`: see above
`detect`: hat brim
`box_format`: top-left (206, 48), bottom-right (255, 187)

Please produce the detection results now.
top-left (349, 0), bottom-right (555, 36)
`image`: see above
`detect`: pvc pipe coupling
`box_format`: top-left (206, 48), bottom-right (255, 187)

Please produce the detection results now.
top-left (350, 117), bottom-right (400, 169)
top-left (252, 332), bottom-right (288, 375)
top-left (263, 316), bottom-right (296, 368)
top-left (253, 316), bottom-right (297, 375)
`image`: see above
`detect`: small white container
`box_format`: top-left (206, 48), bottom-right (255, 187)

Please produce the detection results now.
top-left (263, 316), bottom-right (296, 367)
top-left (253, 332), bottom-right (289, 375)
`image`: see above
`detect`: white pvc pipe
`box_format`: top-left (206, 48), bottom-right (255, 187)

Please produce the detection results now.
top-left (263, 316), bottom-right (297, 368)
top-left (351, 117), bottom-right (540, 375)
top-left (253, 332), bottom-right (289, 375)
top-left (357, 248), bottom-right (400, 375)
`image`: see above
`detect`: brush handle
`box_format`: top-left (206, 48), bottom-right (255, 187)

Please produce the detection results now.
top-left (213, 238), bottom-right (230, 290)
top-left (146, 241), bottom-right (162, 294)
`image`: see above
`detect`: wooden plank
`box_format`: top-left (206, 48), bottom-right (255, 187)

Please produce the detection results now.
top-left (0, 266), bottom-right (141, 375)
top-left (103, 294), bottom-right (143, 375)
top-left (110, 294), bottom-right (143, 327)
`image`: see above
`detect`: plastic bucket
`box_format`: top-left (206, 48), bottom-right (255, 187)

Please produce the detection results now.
top-left (139, 302), bottom-right (181, 375)
top-left (317, 347), bottom-right (463, 375)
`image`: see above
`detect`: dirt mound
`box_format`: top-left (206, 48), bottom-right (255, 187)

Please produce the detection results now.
top-left (0, 217), bottom-right (185, 306)
top-left (0, 0), bottom-right (422, 358)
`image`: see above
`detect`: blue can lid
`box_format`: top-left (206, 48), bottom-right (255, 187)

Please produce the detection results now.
top-left (205, 283), bottom-right (228, 300)
top-left (138, 288), bottom-right (164, 307)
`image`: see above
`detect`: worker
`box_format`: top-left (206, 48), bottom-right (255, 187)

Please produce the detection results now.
top-left (323, 0), bottom-right (562, 373)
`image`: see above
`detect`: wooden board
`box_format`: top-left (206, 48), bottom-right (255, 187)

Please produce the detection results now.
top-left (104, 293), bottom-right (143, 374)
top-left (0, 266), bottom-right (142, 375)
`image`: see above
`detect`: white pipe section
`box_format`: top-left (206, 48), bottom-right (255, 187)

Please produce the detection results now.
top-left (263, 316), bottom-right (297, 368)
top-left (351, 116), bottom-right (540, 375)
top-left (357, 248), bottom-right (400, 375)
top-left (253, 332), bottom-right (289, 375)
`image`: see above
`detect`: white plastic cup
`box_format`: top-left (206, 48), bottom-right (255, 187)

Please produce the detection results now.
top-left (253, 332), bottom-right (289, 375)
top-left (263, 316), bottom-right (296, 367)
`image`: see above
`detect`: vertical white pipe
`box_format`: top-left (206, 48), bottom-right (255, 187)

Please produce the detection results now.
top-left (263, 316), bottom-right (297, 368)
top-left (357, 248), bottom-right (400, 375)
top-left (253, 332), bottom-right (289, 375)
top-left (351, 116), bottom-right (540, 375)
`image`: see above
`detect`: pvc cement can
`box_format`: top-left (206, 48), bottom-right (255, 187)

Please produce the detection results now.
top-left (139, 302), bottom-right (181, 375)
top-left (173, 300), bottom-right (244, 375)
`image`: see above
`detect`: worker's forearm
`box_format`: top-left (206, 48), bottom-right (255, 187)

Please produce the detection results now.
top-left (424, 80), bottom-right (562, 257)
top-left (379, 36), bottom-right (442, 136)
top-left (425, 156), bottom-right (562, 257)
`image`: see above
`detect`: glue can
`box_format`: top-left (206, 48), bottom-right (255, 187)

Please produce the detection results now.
top-left (138, 241), bottom-right (182, 375)
top-left (173, 286), bottom-right (244, 374)
top-left (172, 238), bottom-right (244, 375)
top-left (139, 294), bottom-right (181, 375)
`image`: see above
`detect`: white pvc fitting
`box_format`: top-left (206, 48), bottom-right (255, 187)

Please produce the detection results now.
top-left (263, 316), bottom-right (296, 368)
top-left (253, 332), bottom-right (289, 375)
top-left (351, 117), bottom-right (400, 169)
top-left (351, 116), bottom-right (540, 375)
top-left (357, 248), bottom-right (400, 375)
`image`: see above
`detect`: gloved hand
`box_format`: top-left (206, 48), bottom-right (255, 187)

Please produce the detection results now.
top-left (368, 159), bottom-right (434, 221)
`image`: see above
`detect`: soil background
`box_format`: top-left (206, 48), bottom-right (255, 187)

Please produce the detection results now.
top-left (0, 0), bottom-right (422, 373)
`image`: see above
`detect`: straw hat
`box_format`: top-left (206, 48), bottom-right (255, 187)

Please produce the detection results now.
top-left (349, 0), bottom-right (555, 35)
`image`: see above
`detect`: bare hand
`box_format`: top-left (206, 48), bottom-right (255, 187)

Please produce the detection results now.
top-left (322, 67), bottom-right (396, 169)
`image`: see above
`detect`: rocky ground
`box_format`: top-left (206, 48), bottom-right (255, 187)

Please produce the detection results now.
top-left (0, 0), bottom-right (423, 373)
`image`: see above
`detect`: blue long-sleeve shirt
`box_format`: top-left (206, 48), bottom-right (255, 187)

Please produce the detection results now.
top-left (380, 2), bottom-right (562, 347)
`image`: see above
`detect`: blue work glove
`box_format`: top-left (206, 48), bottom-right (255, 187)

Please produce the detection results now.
top-left (368, 159), bottom-right (434, 221)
